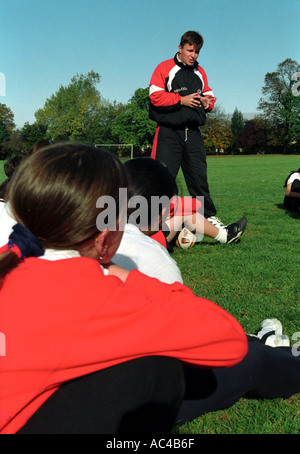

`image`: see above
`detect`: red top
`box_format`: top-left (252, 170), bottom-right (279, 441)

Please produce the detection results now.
top-left (150, 230), bottom-right (168, 249)
top-left (169, 196), bottom-right (202, 217)
top-left (0, 257), bottom-right (247, 434)
top-left (149, 57), bottom-right (215, 111)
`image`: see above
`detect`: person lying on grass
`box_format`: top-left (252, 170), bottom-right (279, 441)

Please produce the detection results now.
top-left (124, 157), bottom-right (247, 251)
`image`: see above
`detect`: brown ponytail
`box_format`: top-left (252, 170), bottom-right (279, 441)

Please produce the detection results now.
top-left (0, 249), bottom-right (21, 283)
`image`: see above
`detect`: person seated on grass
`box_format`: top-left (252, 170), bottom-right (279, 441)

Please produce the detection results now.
top-left (0, 143), bottom-right (299, 435)
top-left (114, 222), bottom-right (184, 285)
top-left (124, 158), bottom-right (247, 251)
top-left (113, 158), bottom-right (246, 285)
top-left (283, 167), bottom-right (300, 212)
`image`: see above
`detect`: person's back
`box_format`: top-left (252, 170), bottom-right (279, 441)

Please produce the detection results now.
top-left (114, 223), bottom-right (183, 284)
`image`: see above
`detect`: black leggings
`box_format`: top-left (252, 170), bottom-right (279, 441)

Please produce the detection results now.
top-left (177, 336), bottom-right (300, 424)
top-left (18, 338), bottom-right (300, 434)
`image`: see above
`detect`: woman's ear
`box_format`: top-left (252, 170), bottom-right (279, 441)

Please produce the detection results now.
top-left (94, 230), bottom-right (109, 261)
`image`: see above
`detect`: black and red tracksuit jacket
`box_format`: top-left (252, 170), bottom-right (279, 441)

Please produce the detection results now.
top-left (149, 53), bottom-right (215, 128)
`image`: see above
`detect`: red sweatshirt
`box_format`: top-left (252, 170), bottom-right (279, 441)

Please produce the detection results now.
top-left (0, 257), bottom-right (247, 434)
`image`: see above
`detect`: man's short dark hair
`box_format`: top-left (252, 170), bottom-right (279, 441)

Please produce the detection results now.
top-left (180, 31), bottom-right (204, 50)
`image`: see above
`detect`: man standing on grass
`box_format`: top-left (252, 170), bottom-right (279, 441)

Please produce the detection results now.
top-left (149, 30), bottom-right (223, 227)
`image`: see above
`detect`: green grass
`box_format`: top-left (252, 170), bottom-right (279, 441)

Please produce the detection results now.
top-left (172, 155), bottom-right (300, 434)
top-left (1, 155), bottom-right (299, 434)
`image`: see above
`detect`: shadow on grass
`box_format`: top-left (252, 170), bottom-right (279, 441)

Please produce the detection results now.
top-left (275, 203), bottom-right (300, 219)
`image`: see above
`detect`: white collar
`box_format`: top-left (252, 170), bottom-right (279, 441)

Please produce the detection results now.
top-left (39, 249), bottom-right (81, 261)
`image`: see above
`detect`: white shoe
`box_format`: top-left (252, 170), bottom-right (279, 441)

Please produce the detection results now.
top-left (250, 318), bottom-right (290, 348)
top-left (206, 216), bottom-right (226, 229)
top-left (264, 334), bottom-right (290, 347)
top-left (257, 318), bottom-right (283, 337)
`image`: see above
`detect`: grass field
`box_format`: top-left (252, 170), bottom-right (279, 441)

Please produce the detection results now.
top-left (0, 155), bottom-right (299, 434)
top-left (172, 154), bottom-right (300, 434)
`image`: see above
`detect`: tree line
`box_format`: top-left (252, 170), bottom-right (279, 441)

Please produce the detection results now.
top-left (0, 58), bottom-right (299, 160)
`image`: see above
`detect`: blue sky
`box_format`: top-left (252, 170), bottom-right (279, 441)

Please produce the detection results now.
top-left (1, 0), bottom-right (299, 128)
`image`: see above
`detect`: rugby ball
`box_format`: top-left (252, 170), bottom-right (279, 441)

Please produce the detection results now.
top-left (176, 228), bottom-right (196, 250)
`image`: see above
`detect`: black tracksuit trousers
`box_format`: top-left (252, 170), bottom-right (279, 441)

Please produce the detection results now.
top-left (155, 125), bottom-right (217, 218)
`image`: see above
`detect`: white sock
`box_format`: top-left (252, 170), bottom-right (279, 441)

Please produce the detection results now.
top-left (215, 227), bottom-right (228, 243)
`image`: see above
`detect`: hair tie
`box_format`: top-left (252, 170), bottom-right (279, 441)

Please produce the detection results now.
top-left (7, 241), bottom-right (24, 259)
top-left (7, 224), bottom-right (44, 260)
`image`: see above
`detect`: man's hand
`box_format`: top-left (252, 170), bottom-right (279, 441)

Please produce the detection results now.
top-left (180, 93), bottom-right (216, 109)
top-left (180, 93), bottom-right (202, 108)
top-left (199, 95), bottom-right (216, 109)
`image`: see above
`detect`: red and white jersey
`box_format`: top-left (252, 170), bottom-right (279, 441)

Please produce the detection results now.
top-left (149, 53), bottom-right (215, 127)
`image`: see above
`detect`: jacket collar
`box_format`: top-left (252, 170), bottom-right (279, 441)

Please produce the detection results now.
top-left (174, 53), bottom-right (198, 70)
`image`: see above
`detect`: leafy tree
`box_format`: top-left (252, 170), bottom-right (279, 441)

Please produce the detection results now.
top-left (202, 105), bottom-right (233, 153)
top-left (0, 121), bottom-right (9, 145)
top-left (35, 71), bottom-right (102, 141)
top-left (235, 119), bottom-right (267, 154)
top-left (258, 58), bottom-right (300, 148)
top-left (85, 100), bottom-right (125, 145)
top-left (1, 129), bottom-right (25, 158)
top-left (129, 87), bottom-right (151, 111)
top-left (21, 122), bottom-right (48, 151)
top-left (112, 87), bottom-right (156, 153)
top-left (231, 108), bottom-right (245, 141)
top-left (0, 103), bottom-right (15, 135)
top-left (0, 104), bottom-right (17, 159)
top-left (279, 89), bottom-right (300, 148)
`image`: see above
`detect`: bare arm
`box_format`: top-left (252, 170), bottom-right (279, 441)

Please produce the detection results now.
top-left (285, 183), bottom-right (300, 198)
top-left (105, 263), bottom-right (130, 283)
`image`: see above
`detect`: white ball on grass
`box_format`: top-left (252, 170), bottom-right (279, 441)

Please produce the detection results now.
top-left (176, 228), bottom-right (196, 250)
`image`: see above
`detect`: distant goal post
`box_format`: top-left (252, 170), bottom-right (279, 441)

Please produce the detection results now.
top-left (95, 143), bottom-right (134, 160)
